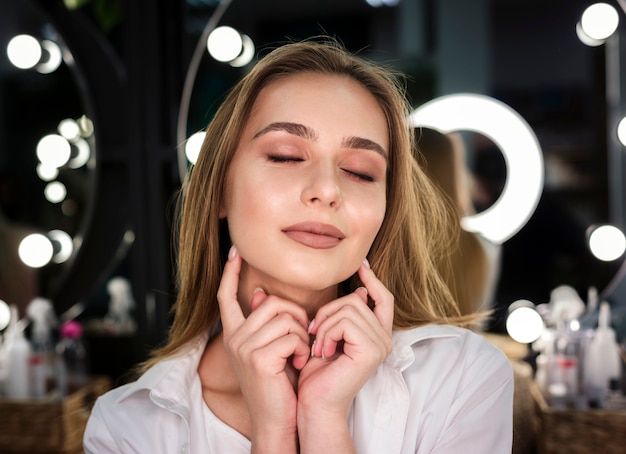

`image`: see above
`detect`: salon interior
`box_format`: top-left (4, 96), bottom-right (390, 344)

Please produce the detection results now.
top-left (1, 0), bottom-right (626, 452)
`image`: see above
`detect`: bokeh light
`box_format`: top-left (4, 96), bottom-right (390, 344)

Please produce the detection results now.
top-left (185, 131), bottom-right (205, 164)
top-left (207, 26), bottom-right (243, 62)
top-left (49, 229), bottom-right (73, 263)
top-left (18, 233), bottom-right (54, 268)
top-left (588, 224), bottom-right (626, 261)
top-left (0, 299), bottom-right (10, 331)
top-left (7, 34), bottom-right (41, 69)
top-left (36, 134), bottom-right (71, 168)
top-left (44, 181), bottom-right (67, 203)
top-left (580, 3), bottom-right (619, 41)
top-left (506, 301), bottom-right (544, 344)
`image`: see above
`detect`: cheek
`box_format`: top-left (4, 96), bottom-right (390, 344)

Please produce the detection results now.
top-left (353, 197), bottom-right (386, 250)
top-left (225, 174), bottom-right (290, 230)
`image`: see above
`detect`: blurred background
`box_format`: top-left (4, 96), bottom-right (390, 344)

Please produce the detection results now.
top-left (1, 0), bottom-right (626, 381)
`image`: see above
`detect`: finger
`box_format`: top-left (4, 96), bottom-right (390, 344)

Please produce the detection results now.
top-left (243, 310), bottom-right (311, 353)
top-left (357, 260), bottom-right (394, 333)
top-left (311, 302), bottom-right (380, 358)
top-left (354, 286), bottom-right (368, 304)
top-left (216, 245), bottom-right (246, 332)
top-left (309, 288), bottom-right (375, 337)
top-left (250, 287), bottom-right (268, 312)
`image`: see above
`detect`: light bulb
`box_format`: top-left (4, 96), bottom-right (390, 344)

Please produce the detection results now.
top-left (580, 3), bottom-right (619, 41)
top-left (18, 233), bottom-right (54, 268)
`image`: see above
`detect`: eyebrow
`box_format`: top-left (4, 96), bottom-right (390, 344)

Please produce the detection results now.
top-left (253, 121), bottom-right (388, 160)
top-left (253, 122), bottom-right (318, 141)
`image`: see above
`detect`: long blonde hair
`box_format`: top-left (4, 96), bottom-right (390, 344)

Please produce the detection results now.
top-left (415, 127), bottom-right (491, 317)
top-left (145, 38), bottom-right (470, 368)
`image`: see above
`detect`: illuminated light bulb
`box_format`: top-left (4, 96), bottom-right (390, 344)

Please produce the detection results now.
top-left (576, 21), bottom-right (605, 47)
top-left (0, 299), bottom-right (10, 331)
top-left (7, 34), bottom-right (42, 69)
top-left (410, 93), bottom-right (544, 244)
top-left (580, 3), bottom-right (619, 41)
top-left (185, 131), bottom-right (205, 164)
top-left (506, 301), bottom-right (544, 344)
top-left (44, 181), bottom-right (67, 203)
top-left (67, 138), bottom-right (91, 169)
top-left (49, 229), bottom-right (73, 263)
top-left (36, 134), bottom-right (71, 168)
top-left (588, 224), bottom-right (626, 261)
top-left (36, 40), bottom-right (63, 74)
top-left (207, 26), bottom-right (243, 62)
top-left (617, 116), bottom-right (626, 146)
top-left (18, 233), bottom-right (54, 268)
top-left (36, 162), bottom-right (59, 182)
top-left (58, 118), bottom-right (81, 141)
top-left (230, 34), bottom-right (255, 68)
top-left (77, 115), bottom-right (94, 138)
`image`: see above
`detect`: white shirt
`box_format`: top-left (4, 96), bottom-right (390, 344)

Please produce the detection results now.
top-left (84, 324), bottom-right (513, 453)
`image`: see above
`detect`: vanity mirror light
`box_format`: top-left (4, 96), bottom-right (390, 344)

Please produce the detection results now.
top-left (0, 0), bottom-right (131, 319)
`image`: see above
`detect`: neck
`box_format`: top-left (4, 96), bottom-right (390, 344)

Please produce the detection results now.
top-left (238, 262), bottom-right (338, 319)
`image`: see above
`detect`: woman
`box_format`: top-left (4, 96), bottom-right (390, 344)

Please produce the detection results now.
top-left (84, 38), bottom-right (513, 453)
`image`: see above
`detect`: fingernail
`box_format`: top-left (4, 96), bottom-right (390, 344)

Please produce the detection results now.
top-left (362, 257), bottom-right (370, 269)
top-left (356, 286), bottom-right (368, 296)
top-left (228, 245), bottom-right (237, 261)
top-left (253, 287), bottom-right (265, 295)
top-left (311, 339), bottom-right (316, 357)
top-left (307, 319), bottom-right (315, 334)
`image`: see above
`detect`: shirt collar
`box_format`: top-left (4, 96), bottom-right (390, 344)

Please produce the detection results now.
top-left (115, 332), bottom-right (209, 405)
top-left (386, 324), bottom-right (462, 372)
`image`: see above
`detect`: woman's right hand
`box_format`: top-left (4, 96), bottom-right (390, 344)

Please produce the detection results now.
top-left (217, 246), bottom-right (311, 452)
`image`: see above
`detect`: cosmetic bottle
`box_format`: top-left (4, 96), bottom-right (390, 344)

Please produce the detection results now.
top-left (26, 298), bottom-right (57, 398)
top-left (583, 302), bottom-right (622, 408)
top-left (6, 320), bottom-right (32, 399)
top-left (56, 320), bottom-right (88, 396)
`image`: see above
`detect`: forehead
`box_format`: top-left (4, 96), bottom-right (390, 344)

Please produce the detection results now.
top-left (244, 72), bottom-right (389, 146)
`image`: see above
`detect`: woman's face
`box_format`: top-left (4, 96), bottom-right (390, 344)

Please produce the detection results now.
top-left (222, 72), bottom-right (388, 302)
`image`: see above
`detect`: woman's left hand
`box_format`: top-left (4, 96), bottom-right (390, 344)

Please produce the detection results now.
top-left (296, 260), bottom-right (394, 440)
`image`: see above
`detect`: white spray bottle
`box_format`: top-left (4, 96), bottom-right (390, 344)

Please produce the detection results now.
top-left (6, 307), bottom-right (32, 399)
top-left (26, 298), bottom-right (57, 398)
top-left (583, 302), bottom-right (622, 407)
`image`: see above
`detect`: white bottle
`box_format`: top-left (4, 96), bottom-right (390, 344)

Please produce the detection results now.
top-left (6, 321), bottom-right (32, 399)
top-left (27, 298), bottom-right (57, 398)
top-left (583, 302), bottom-right (622, 407)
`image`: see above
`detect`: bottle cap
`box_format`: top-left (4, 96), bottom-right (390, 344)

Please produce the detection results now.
top-left (60, 321), bottom-right (83, 339)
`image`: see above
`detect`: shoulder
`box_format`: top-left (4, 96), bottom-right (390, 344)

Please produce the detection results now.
top-left (84, 339), bottom-right (208, 453)
top-left (392, 324), bottom-right (513, 384)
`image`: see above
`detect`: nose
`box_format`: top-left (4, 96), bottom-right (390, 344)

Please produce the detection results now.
top-left (301, 162), bottom-right (342, 208)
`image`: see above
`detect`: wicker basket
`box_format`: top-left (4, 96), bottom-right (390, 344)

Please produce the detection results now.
top-left (0, 376), bottom-right (111, 454)
top-left (532, 382), bottom-right (626, 454)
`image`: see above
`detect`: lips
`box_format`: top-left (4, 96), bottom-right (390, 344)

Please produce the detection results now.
top-left (282, 222), bottom-right (345, 249)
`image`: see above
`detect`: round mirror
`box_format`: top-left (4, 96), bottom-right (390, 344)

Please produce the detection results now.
top-left (0, 0), bottom-right (94, 317)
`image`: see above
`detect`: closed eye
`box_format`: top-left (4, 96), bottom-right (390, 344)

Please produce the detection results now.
top-left (343, 168), bottom-right (375, 182)
top-left (267, 155), bottom-right (304, 163)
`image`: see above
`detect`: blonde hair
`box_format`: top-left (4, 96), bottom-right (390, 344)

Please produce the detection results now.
top-left (144, 38), bottom-right (472, 369)
top-left (415, 127), bottom-right (492, 319)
